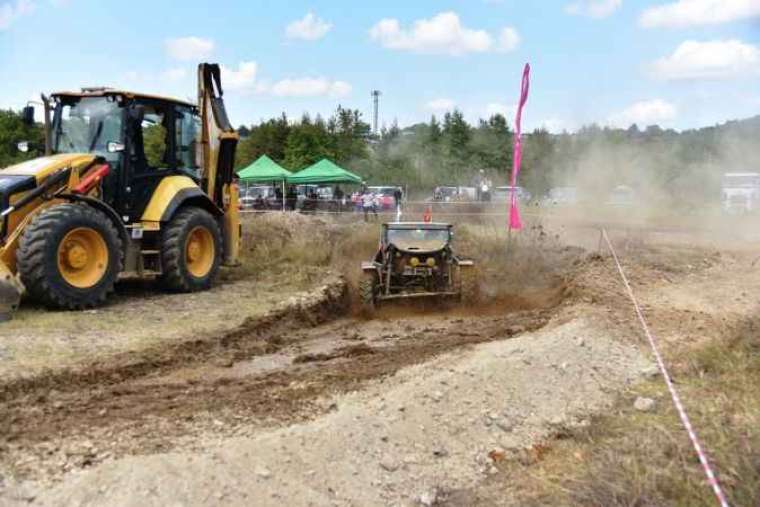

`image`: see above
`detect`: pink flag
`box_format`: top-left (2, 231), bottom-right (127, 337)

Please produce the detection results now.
top-left (509, 63), bottom-right (531, 231)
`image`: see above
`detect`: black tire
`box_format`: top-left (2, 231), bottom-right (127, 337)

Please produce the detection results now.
top-left (17, 203), bottom-right (122, 310)
top-left (459, 266), bottom-right (480, 304)
top-left (359, 271), bottom-right (378, 311)
top-left (160, 207), bottom-right (222, 292)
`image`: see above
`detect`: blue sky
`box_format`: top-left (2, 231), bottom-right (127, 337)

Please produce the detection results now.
top-left (1, 0), bottom-right (759, 132)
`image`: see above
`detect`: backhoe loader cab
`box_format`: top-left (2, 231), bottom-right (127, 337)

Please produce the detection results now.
top-left (0, 63), bottom-right (240, 320)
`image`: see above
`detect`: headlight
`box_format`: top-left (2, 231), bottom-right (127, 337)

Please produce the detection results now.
top-left (410, 257), bottom-right (420, 267)
top-left (426, 257), bottom-right (436, 267)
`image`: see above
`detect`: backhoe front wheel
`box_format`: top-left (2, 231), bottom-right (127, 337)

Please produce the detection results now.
top-left (18, 203), bottom-right (122, 310)
top-left (160, 207), bottom-right (222, 292)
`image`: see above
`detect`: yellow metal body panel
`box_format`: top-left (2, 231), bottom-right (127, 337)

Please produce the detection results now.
top-left (139, 221), bottom-right (161, 231)
top-left (140, 175), bottom-right (199, 222)
top-left (53, 90), bottom-right (195, 108)
top-left (0, 154), bottom-right (96, 182)
top-left (0, 199), bottom-right (62, 273)
top-left (222, 182), bottom-right (241, 265)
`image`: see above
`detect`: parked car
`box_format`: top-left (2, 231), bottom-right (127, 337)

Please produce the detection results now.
top-left (240, 185), bottom-right (278, 210)
top-left (541, 186), bottom-right (578, 206)
top-left (493, 186), bottom-right (532, 203)
top-left (368, 186), bottom-right (401, 210)
top-left (432, 186), bottom-right (477, 202)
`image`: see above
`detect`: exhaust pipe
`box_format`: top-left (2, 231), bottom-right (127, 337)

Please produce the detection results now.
top-left (0, 262), bottom-right (22, 322)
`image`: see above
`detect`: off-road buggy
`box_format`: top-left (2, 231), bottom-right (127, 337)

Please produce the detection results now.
top-left (360, 222), bottom-right (477, 309)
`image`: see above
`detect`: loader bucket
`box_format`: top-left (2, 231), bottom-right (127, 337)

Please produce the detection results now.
top-left (0, 261), bottom-right (22, 322)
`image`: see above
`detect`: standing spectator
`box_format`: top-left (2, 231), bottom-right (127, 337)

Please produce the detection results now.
top-left (393, 186), bottom-right (403, 221)
top-left (361, 188), bottom-right (377, 222)
top-left (334, 185), bottom-right (345, 212)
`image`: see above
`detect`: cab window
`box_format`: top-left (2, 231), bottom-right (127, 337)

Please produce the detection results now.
top-left (141, 111), bottom-right (168, 170)
top-left (175, 107), bottom-right (200, 173)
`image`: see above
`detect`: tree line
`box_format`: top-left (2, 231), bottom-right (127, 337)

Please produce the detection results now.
top-left (2, 104), bottom-right (758, 207)
top-left (236, 106), bottom-right (760, 207)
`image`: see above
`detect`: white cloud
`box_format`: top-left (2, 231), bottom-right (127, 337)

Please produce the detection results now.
top-left (497, 27), bottom-right (520, 52)
top-left (565, 0), bottom-right (622, 18)
top-left (608, 99), bottom-right (677, 127)
top-left (220, 61), bottom-right (258, 91)
top-left (650, 39), bottom-right (760, 80)
top-left (270, 77), bottom-right (351, 98)
top-left (165, 36), bottom-right (215, 61)
top-left (640, 0), bottom-right (760, 28)
top-left (369, 11), bottom-right (494, 55)
top-left (0, 0), bottom-right (34, 30)
top-left (286, 12), bottom-right (332, 41)
top-left (215, 62), bottom-right (350, 98)
top-left (426, 98), bottom-right (457, 112)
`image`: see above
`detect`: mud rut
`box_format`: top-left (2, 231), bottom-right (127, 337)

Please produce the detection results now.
top-left (0, 281), bottom-right (567, 484)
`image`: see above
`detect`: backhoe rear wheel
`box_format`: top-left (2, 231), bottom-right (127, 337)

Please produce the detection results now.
top-left (160, 207), bottom-right (222, 292)
top-left (17, 203), bottom-right (122, 310)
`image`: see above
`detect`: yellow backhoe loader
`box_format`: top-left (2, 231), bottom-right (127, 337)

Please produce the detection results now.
top-left (0, 63), bottom-right (240, 321)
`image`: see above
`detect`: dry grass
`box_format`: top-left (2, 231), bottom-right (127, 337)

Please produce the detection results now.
top-left (496, 316), bottom-right (760, 506)
top-left (240, 213), bottom-right (380, 288)
top-left (240, 213), bottom-right (581, 301)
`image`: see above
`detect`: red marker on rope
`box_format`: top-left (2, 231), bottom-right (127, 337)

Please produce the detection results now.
top-left (423, 205), bottom-right (432, 223)
top-left (601, 229), bottom-right (730, 507)
top-left (509, 63), bottom-right (530, 231)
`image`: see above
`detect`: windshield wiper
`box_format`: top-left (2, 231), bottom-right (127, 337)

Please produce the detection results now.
top-left (88, 120), bottom-right (104, 152)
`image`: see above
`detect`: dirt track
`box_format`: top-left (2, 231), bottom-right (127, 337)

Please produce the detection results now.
top-left (1, 215), bottom-right (757, 506)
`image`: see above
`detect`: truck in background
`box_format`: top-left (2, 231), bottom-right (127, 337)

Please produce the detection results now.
top-left (721, 172), bottom-right (760, 214)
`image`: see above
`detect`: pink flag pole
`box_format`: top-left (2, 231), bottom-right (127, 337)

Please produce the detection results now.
top-left (509, 63), bottom-right (531, 231)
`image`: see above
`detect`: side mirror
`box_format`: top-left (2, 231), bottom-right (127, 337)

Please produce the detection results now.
top-left (107, 141), bottom-right (125, 153)
top-left (21, 106), bottom-right (35, 126)
top-left (16, 141), bottom-right (29, 153)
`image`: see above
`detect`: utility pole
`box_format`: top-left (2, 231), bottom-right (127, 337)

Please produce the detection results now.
top-left (371, 90), bottom-right (382, 136)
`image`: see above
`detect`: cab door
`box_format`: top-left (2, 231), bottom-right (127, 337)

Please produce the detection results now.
top-left (123, 101), bottom-right (175, 222)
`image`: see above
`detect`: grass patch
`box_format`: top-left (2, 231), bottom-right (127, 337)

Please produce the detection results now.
top-left (498, 316), bottom-right (760, 506)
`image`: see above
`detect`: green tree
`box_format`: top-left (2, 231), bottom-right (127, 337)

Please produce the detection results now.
top-left (236, 114), bottom-right (291, 169)
top-left (332, 106), bottom-right (371, 163)
top-left (471, 114), bottom-right (512, 173)
top-left (0, 110), bottom-right (44, 168)
top-left (283, 115), bottom-right (334, 170)
top-left (442, 109), bottom-right (471, 180)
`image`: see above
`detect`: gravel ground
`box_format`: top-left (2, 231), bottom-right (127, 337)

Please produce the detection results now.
top-left (25, 317), bottom-right (650, 507)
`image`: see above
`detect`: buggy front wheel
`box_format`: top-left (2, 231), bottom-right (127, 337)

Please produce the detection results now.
top-left (359, 271), bottom-right (378, 311)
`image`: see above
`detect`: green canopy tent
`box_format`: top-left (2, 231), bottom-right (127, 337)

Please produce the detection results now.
top-left (286, 158), bottom-right (363, 185)
top-left (237, 155), bottom-right (292, 210)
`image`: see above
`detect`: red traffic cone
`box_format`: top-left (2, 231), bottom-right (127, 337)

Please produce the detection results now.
top-left (423, 205), bottom-right (432, 223)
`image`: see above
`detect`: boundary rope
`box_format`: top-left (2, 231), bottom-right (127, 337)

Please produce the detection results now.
top-left (601, 228), bottom-right (730, 507)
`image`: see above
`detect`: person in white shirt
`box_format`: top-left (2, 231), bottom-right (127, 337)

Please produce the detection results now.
top-left (361, 189), bottom-right (377, 222)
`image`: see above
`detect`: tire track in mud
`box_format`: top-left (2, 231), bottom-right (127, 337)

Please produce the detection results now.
top-left (0, 284), bottom-right (565, 483)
